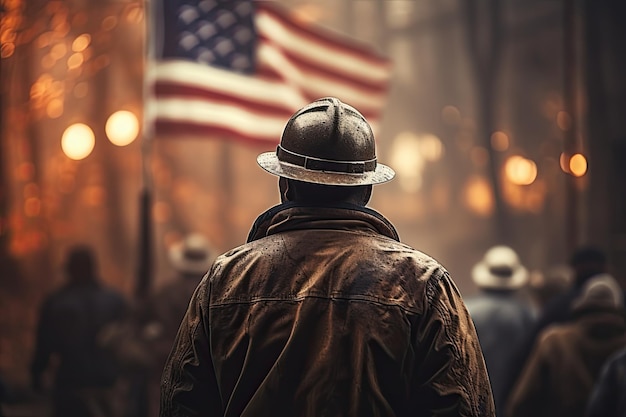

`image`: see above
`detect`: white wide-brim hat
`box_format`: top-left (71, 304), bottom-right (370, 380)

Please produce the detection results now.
top-left (168, 233), bottom-right (213, 275)
top-left (472, 245), bottom-right (529, 290)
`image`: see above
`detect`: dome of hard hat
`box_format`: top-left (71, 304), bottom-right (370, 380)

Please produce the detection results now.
top-left (472, 245), bottom-right (529, 290)
top-left (257, 97), bottom-right (395, 186)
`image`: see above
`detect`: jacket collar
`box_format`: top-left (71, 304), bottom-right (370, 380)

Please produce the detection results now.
top-left (247, 202), bottom-right (400, 243)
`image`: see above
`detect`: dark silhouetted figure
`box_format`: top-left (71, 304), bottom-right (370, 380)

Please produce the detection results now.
top-left (160, 97), bottom-right (494, 417)
top-left (501, 246), bottom-right (608, 406)
top-left (527, 264), bottom-right (574, 312)
top-left (465, 245), bottom-right (536, 417)
top-left (506, 273), bottom-right (626, 417)
top-left (30, 245), bottom-right (128, 417)
top-left (585, 345), bottom-right (626, 417)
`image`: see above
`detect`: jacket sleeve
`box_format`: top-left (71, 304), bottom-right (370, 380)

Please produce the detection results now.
top-left (160, 274), bottom-right (221, 417)
top-left (412, 269), bottom-right (495, 417)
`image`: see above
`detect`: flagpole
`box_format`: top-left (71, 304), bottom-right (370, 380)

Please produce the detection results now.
top-left (136, 0), bottom-right (158, 301)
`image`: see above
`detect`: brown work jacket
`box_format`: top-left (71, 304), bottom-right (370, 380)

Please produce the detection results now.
top-left (160, 203), bottom-right (494, 417)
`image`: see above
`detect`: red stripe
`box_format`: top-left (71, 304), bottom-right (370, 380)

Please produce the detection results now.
top-left (257, 37), bottom-right (390, 93)
top-left (256, 2), bottom-right (390, 66)
top-left (155, 120), bottom-right (280, 145)
top-left (154, 82), bottom-right (298, 117)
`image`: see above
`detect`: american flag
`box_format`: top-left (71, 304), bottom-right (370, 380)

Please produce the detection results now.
top-left (151, 0), bottom-right (392, 144)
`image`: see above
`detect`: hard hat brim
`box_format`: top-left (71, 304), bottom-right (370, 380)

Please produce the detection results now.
top-left (257, 152), bottom-right (395, 186)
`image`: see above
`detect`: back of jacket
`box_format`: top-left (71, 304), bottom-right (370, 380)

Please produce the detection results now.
top-left (160, 204), bottom-right (494, 417)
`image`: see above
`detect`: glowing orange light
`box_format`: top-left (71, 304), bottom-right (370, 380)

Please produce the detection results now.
top-left (101, 16), bottom-right (118, 31)
top-left (559, 152), bottom-right (570, 173)
top-left (50, 43), bottom-right (67, 60)
top-left (125, 5), bottom-right (144, 23)
top-left (569, 153), bottom-right (588, 177)
top-left (106, 110), bottom-right (140, 146)
top-left (505, 155), bottom-right (537, 185)
top-left (46, 99), bottom-right (64, 119)
top-left (463, 176), bottom-right (493, 217)
top-left (390, 131), bottom-right (424, 193)
top-left (67, 52), bottom-right (84, 69)
top-left (419, 133), bottom-right (444, 162)
top-left (36, 33), bottom-right (52, 48)
top-left (61, 123), bottom-right (95, 160)
top-left (72, 34), bottom-right (91, 52)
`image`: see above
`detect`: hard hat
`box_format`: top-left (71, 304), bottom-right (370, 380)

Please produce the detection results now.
top-left (168, 233), bottom-right (213, 275)
top-left (472, 245), bottom-right (529, 290)
top-left (257, 97), bottom-right (395, 186)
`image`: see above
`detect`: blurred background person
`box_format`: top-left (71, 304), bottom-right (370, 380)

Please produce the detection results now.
top-left (139, 233), bottom-right (213, 416)
top-left (100, 233), bottom-right (213, 417)
top-left (585, 345), bottom-right (626, 417)
top-left (501, 245), bottom-right (609, 406)
top-left (30, 245), bottom-right (128, 417)
top-left (465, 245), bottom-right (536, 417)
top-left (526, 264), bottom-right (574, 313)
top-left (506, 273), bottom-right (626, 417)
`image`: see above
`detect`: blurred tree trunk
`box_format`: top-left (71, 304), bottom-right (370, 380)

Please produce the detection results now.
top-left (461, 0), bottom-right (509, 242)
top-left (583, 0), bottom-right (626, 285)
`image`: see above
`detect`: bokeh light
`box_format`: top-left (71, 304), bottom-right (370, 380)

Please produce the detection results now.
top-left (419, 133), bottom-right (444, 162)
top-left (67, 52), bottom-right (84, 69)
top-left (504, 155), bottom-right (537, 185)
top-left (569, 153), bottom-right (588, 177)
top-left (559, 152), bottom-right (570, 173)
top-left (390, 131), bottom-right (424, 193)
top-left (106, 110), bottom-right (140, 146)
top-left (46, 99), bottom-right (64, 119)
top-left (101, 16), bottom-right (118, 31)
top-left (61, 123), bottom-right (95, 160)
top-left (50, 43), bottom-right (67, 60)
top-left (556, 111), bottom-right (572, 131)
top-left (463, 176), bottom-right (493, 217)
top-left (72, 34), bottom-right (91, 52)
top-left (490, 131), bottom-right (510, 151)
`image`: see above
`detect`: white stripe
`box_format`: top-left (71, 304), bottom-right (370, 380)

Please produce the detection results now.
top-left (258, 44), bottom-right (387, 113)
top-left (154, 61), bottom-right (307, 110)
top-left (256, 8), bottom-right (390, 85)
top-left (156, 98), bottom-right (288, 139)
